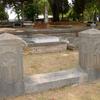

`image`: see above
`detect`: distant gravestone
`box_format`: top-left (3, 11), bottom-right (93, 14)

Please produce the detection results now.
top-left (79, 29), bottom-right (100, 80)
top-left (0, 33), bottom-right (27, 97)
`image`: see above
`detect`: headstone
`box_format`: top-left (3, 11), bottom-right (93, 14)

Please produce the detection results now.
top-left (79, 29), bottom-right (100, 80)
top-left (0, 33), bottom-right (27, 97)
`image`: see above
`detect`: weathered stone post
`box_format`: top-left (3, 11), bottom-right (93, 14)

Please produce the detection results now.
top-left (0, 33), bottom-right (27, 97)
top-left (79, 29), bottom-right (100, 81)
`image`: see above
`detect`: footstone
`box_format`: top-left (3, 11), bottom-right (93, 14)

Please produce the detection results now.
top-left (24, 68), bottom-right (88, 94)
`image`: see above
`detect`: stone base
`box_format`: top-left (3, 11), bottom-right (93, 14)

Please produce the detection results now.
top-left (85, 68), bottom-right (100, 82)
top-left (24, 68), bottom-right (88, 94)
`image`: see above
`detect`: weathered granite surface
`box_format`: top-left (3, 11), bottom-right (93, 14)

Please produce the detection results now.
top-left (25, 68), bottom-right (88, 94)
top-left (0, 33), bottom-right (26, 97)
top-left (79, 28), bottom-right (100, 80)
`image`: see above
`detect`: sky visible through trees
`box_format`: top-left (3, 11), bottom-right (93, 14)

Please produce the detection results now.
top-left (6, 0), bottom-right (72, 21)
top-left (68, 0), bottom-right (72, 3)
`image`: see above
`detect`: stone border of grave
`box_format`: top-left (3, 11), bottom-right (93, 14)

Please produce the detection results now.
top-left (24, 28), bottom-right (100, 94)
top-left (28, 42), bottom-right (67, 53)
top-left (25, 68), bottom-right (88, 94)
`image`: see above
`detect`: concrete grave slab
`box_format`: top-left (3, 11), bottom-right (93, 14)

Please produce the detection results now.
top-left (24, 68), bottom-right (88, 94)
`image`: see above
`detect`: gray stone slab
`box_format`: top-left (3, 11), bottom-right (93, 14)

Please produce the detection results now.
top-left (24, 68), bottom-right (88, 94)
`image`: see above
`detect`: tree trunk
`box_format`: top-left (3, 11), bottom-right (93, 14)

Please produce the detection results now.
top-left (52, 3), bottom-right (59, 22)
top-left (48, 0), bottom-right (59, 22)
top-left (21, 2), bottom-right (24, 26)
top-left (62, 12), bottom-right (63, 20)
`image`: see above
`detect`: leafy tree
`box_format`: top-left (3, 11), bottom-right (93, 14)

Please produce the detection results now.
top-left (0, 3), bottom-right (8, 21)
top-left (2, 0), bottom-right (33, 21)
top-left (66, 6), bottom-right (77, 21)
top-left (72, 0), bottom-right (87, 21)
top-left (38, 0), bottom-right (46, 15)
top-left (24, 3), bottom-right (39, 21)
top-left (59, 0), bottom-right (69, 20)
top-left (38, 0), bottom-right (51, 15)
top-left (84, 0), bottom-right (100, 21)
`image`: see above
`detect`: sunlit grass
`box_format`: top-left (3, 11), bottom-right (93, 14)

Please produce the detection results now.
top-left (24, 48), bottom-right (78, 75)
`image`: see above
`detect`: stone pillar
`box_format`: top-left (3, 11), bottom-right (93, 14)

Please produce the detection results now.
top-left (79, 29), bottom-right (100, 80)
top-left (0, 33), bottom-right (27, 97)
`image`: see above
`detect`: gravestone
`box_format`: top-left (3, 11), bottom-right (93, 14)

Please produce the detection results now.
top-left (79, 29), bottom-right (100, 80)
top-left (0, 33), bottom-right (26, 97)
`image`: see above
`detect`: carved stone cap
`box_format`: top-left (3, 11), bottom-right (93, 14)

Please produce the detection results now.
top-left (79, 29), bottom-right (100, 37)
top-left (0, 33), bottom-right (27, 47)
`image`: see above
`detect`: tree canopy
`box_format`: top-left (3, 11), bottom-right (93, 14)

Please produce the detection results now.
top-left (72, 0), bottom-right (86, 20)
top-left (1, 0), bottom-right (100, 22)
top-left (0, 1), bottom-right (8, 21)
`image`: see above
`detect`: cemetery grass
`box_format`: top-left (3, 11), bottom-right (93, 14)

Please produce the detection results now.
top-left (24, 48), bottom-right (78, 75)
